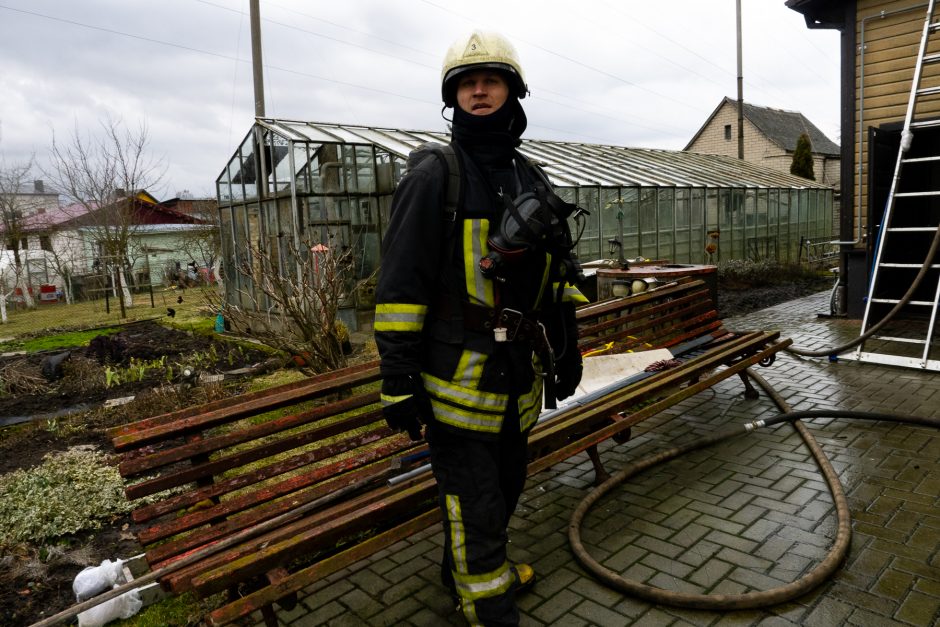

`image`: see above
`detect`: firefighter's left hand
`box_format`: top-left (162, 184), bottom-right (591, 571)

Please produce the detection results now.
top-left (554, 349), bottom-right (582, 401)
top-left (380, 375), bottom-right (427, 441)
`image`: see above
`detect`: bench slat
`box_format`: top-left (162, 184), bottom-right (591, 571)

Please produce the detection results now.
top-left (205, 508), bottom-right (442, 627)
top-left (120, 391), bottom-right (380, 477)
top-left (139, 437), bottom-right (421, 547)
top-left (112, 365), bottom-right (382, 451)
top-left (177, 478), bottom-right (438, 595)
top-left (125, 410), bottom-right (388, 499)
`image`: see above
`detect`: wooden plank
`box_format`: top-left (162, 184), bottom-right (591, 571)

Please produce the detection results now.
top-left (112, 364), bottom-right (381, 451)
top-left (120, 391), bottom-right (380, 477)
top-left (183, 479), bottom-right (438, 596)
top-left (108, 360), bottom-right (379, 440)
top-left (142, 447), bottom-right (416, 564)
top-left (577, 288), bottom-right (712, 344)
top-left (138, 438), bottom-right (422, 548)
top-left (124, 410), bottom-right (387, 500)
top-left (205, 508), bottom-right (441, 627)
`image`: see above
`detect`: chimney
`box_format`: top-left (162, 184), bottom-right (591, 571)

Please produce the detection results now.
top-left (114, 188), bottom-right (127, 198)
top-left (34, 180), bottom-right (44, 193)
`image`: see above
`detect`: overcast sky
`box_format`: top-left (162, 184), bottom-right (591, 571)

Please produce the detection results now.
top-left (0, 0), bottom-right (840, 199)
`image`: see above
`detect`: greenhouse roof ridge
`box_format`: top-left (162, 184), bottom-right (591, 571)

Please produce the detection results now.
top-left (251, 119), bottom-right (833, 190)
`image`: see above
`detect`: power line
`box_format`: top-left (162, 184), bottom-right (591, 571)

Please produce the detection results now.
top-left (0, 3), bottom-right (435, 106)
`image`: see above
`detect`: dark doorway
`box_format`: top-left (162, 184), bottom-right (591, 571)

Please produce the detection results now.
top-left (864, 122), bottom-right (940, 325)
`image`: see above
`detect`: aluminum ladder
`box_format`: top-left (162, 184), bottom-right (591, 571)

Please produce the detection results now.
top-left (852, 0), bottom-right (940, 370)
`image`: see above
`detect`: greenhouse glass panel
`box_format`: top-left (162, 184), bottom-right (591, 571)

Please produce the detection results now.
top-left (319, 144), bottom-right (345, 194)
top-left (732, 189), bottom-right (745, 259)
top-left (236, 134), bottom-right (259, 202)
top-left (638, 188), bottom-right (656, 258)
top-left (600, 188), bottom-right (622, 259)
top-left (622, 187), bottom-right (639, 258)
top-left (691, 188), bottom-right (704, 264)
top-left (293, 144), bottom-right (310, 194)
top-left (268, 133), bottom-right (292, 194)
top-left (356, 146), bottom-right (375, 193)
top-left (657, 188), bottom-right (675, 261)
top-left (577, 187), bottom-right (601, 261)
top-left (676, 188), bottom-right (691, 264)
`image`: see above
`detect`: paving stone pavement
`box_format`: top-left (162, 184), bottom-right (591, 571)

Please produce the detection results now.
top-left (259, 292), bottom-right (940, 627)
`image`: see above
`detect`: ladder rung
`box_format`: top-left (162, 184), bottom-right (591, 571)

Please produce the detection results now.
top-left (931, 21), bottom-right (940, 32)
top-left (910, 118), bottom-right (940, 129)
top-left (870, 298), bottom-right (937, 306)
top-left (926, 52), bottom-right (940, 64)
top-left (870, 335), bottom-right (927, 345)
top-left (879, 263), bottom-right (940, 268)
top-left (917, 85), bottom-right (940, 97)
top-left (902, 155), bottom-right (940, 163)
top-left (894, 191), bottom-right (940, 197)
top-left (886, 227), bottom-right (940, 232)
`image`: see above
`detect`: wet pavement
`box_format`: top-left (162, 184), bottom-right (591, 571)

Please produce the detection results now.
top-left (264, 292), bottom-right (940, 626)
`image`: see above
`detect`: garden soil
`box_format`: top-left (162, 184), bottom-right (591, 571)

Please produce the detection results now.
top-left (0, 280), bottom-right (834, 625)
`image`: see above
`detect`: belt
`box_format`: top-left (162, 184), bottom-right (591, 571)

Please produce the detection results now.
top-left (433, 295), bottom-right (558, 409)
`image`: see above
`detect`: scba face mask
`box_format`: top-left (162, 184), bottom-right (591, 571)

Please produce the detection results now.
top-left (479, 186), bottom-right (588, 282)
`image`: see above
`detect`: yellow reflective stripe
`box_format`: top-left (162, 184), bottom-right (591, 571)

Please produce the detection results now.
top-left (518, 377), bottom-right (543, 432)
top-left (552, 282), bottom-right (589, 304)
top-left (429, 397), bottom-right (504, 433)
top-left (374, 303), bottom-right (427, 332)
top-left (464, 219), bottom-right (494, 307)
top-left (533, 252), bottom-right (553, 310)
top-left (445, 495), bottom-right (468, 574)
top-left (453, 560), bottom-right (514, 600)
top-left (454, 350), bottom-right (486, 389)
top-left (421, 372), bottom-right (507, 411)
top-left (380, 393), bottom-right (412, 407)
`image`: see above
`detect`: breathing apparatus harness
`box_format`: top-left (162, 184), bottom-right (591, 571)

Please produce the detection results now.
top-left (479, 175), bottom-right (589, 294)
top-left (409, 142), bottom-right (589, 409)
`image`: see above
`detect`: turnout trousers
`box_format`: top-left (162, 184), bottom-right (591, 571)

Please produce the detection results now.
top-left (427, 407), bottom-right (529, 626)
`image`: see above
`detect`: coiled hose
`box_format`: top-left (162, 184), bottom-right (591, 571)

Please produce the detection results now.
top-left (568, 368), bottom-right (940, 610)
top-left (786, 225), bottom-right (940, 358)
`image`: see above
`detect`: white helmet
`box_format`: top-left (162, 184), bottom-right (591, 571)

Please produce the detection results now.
top-left (441, 30), bottom-right (528, 106)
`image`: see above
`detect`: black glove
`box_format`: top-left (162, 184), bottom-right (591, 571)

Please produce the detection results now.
top-left (551, 303), bottom-right (582, 401)
top-left (554, 350), bottom-right (582, 401)
top-left (381, 375), bottom-right (427, 441)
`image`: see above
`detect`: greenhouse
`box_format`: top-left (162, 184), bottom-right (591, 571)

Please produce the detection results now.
top-left (216, 120), bottom-right (834, 323)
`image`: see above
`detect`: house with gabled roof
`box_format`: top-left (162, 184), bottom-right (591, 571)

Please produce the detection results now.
top-left (7, 190), bottom-right (212, 300)
top-left (684, 97), bottom-right (841, 193)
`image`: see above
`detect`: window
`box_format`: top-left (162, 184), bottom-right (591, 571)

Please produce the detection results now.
top-left (724, 124), bottom-right (732, 140)
top-left (40, 235), bottom-right (52, 251)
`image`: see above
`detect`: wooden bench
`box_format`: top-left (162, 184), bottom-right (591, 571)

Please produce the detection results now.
top-left (108, 277), bottom-right (789, 626)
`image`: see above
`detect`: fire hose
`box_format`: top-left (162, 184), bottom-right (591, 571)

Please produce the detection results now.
top-left (568, 368), bottom-right (940, 610)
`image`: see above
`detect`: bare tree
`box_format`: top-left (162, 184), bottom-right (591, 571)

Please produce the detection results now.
top-left (212, 237), bottom-right (357, 375)
top-left (46, 116), bottom-right (165, 317)
top-left (0, 154), bottom-right (39, 316)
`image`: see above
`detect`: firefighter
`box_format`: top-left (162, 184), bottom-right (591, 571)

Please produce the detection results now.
top-left (374, 30), bottom-right (585, 626)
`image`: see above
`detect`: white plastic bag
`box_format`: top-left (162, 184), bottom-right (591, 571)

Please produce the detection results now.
top-left (73, 559), bottom-right (126, 602)
top-left (77, 587), bottom-right (142, 627)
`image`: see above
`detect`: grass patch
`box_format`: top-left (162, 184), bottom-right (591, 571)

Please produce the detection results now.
top-left (6, 327), bottom-right (123, 353)
top-left (0, 287), bottom-right (219, 343)
top-left (119, 592), bottom-right (217, 627)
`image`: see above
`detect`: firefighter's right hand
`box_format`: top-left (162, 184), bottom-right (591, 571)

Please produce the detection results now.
top-left (381, 376), bottom-right (425, 441)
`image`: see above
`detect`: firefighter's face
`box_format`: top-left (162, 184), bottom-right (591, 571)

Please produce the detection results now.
top-left (455, 70), bottom-right (509, 116)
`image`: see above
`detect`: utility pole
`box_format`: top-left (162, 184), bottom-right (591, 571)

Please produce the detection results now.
top-left (736, 0), bottom-right (744, 160)
top-left (249, 0), bottom-right (268, 198)
top-left (249, 0), bottom-right (265, 118)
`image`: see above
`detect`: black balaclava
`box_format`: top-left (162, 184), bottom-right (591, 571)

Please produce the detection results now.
top-left (451, 95), bottom-right (528, 195)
